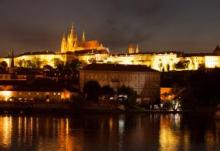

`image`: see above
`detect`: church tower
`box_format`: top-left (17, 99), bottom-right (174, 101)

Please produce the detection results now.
top-left (67, 25), bottom-right (75, 50)
top-left (82, 31), bottom-right (86, 43)
top-left (61, 33), bottom-right (67, 53)
top-left (60, 24), bottom-right (108, 53)
top-left (135, 44), bottom-right (139, 53)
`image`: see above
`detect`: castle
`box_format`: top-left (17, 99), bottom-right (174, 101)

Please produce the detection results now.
top-left (1, 25), bottom-right (220, 72)
top-left (60, 25), bottom-right (108, 53)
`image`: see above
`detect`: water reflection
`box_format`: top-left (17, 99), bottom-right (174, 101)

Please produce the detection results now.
top-left (0, 114), bottom-right (218, 151)
top-left (0, 116), bottom-right (12, 148)
top-left (159, 114), bottom-right (189, 151)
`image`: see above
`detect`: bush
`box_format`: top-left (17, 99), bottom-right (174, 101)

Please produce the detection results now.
top-left (118, 86), bottom-right (137, 107)
top-left (71, 95), bottom-right (85, 109)
top-left (83, 80), bottom-right (101, 102)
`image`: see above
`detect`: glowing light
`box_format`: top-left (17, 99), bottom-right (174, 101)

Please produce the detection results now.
top-left (205, 56), bottom-right (220, 68)
top-left (0, 91), bottom-right (13, 101)
top-left (61, 90), bottom-right (71, 100)
top-left (0, 116), bottom-right (12, 148)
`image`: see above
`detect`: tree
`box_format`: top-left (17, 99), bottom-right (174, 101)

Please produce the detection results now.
top-left (53, 58), bottom-right (64, 68)
top-left (100, 85), bottom-right (114, 98)
top-left (67, 59), bottom-right (81, 71)
top-left (43, 65), bottom-right (54, 77)
top-left (32, 57), bottom-right (42, 68)
top-left (17, 59), bottom-right (24, 67)
top-left (0, 61), bottom-right (8, 72)
top-left (25, 60), bottom-right (34, 68)
top-left (83, 80), bottom-right (101, 102)
top-left (64, 60), bottom-right (81, 82)
top-left (43, 65), bottom-right (53, 71)
top-left (117, 86), bottom-right (137, 107)
top-left (175, 60), bottom-right (190, 69)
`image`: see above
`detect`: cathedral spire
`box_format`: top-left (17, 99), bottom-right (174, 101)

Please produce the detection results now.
top-left (82, 30), bottom-right (86, 42)
top-left (70, 24), bottom-right (74, 35)
top-left (62, 32), bottom-right (66, 40)
top-left (67, 24), bottom-right (75, 50)
top-left (61, 32), bottom-right (67, 53)
top-left (10, 50), bottom-right (14, 69)
top-left (136, 44), bottom-right (139, 53)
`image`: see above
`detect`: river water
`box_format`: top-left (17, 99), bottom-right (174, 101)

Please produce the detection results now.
top-left (0, 113), bottom-right (219, 151)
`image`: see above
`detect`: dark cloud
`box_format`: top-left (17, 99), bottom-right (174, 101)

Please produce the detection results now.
top-left (0, 0), bottom-right (220, 55)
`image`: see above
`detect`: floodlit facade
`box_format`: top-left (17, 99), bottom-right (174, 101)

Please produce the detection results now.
top-left (0, 85), bottom-right (75, 102)
top-left (60, 25), bottom-right (109, 53)
top-left (80, 64), bottom-right (160, 103)
top-left (1, 25), bottom-right (220, 72)
top-left (1, 47), bottom-right (220, 72)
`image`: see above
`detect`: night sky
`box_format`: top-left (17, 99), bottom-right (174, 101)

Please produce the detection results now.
top-left (0, 0), bottom-right (220, 55)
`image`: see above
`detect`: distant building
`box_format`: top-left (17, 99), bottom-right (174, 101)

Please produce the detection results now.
top-left (128, 44), bottom-right (139, 54)
top-left (213, 45), bottom-right (220, 55)
top-left (60, 25), bottom-right (109, 53)
top-left (0, 85), bottom-right (77, 102)
top-left (80, 64), bottom-right (160, 103)
top-left (2, 24), bottom-right (220, 72)
top-left (160, 87), bottom-right (175, 102)
top-left (0, 74), bottom-right (26, 81)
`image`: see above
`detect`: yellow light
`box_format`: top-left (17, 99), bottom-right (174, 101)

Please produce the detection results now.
top-left (0, 116), bottom-right (12, 147)
top-left (61, 90), bottom-right (71, 100)
top-left (205, 56), bottom-right (220, 68)
top-left (0, 91), bottom-right (13, 101)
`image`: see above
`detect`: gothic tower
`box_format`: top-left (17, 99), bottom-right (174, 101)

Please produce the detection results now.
top-left (67, 25), bottom-right (75, 50)
top-left (61, 33), bottom-right (67, 53)
top-left (82, 31), bottom-right (86, 43)
top-left (135, 44), bottom-right (139, 53)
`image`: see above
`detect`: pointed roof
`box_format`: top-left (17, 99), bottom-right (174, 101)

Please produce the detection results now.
top-left (82, 64), bottom-right (158, 72)
top-left (62, 32), bottom-right (66, 40)
top-left (136, 44), bottom-right (139, 53)
top-left (214, 45), bottom-right (220, 54)
top-left (82, 30), bottom-right (86, 42)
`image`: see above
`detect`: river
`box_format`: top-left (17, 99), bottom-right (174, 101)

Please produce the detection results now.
top-left (0, 113), bottom-right (218, 151)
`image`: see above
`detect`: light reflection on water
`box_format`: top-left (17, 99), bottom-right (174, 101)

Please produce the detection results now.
top-left (0, 114), bottom-right (218, 151)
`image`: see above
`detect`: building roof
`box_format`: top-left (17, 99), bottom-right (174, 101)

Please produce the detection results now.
top-left (111, 51), bottom-right (180, 56)
top-left (0, 79), bottom-right (79, 92)
top-left (82, 63), bottom-right (158, 72)
top-left (0, 84), bottom-right (65, 92)
top-left (19, 51), bottom-right (55, 56)
top-left (74, 49), bottom-right (109, 55)
top-left (214, 45), bottom-right (220, 54)
top-left (182, 53), bottom-right (215, 57)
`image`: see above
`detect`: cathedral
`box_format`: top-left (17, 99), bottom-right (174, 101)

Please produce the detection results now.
top-left (60, 25), bottom-right (109, 53)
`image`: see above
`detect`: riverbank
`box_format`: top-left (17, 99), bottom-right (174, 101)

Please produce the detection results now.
top-left (0, 102), bottom-right (216, 116)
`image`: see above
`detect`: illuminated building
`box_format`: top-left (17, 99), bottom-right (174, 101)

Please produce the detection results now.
top-left (128, 44), bottom-right (139, 54)
top-left (0, 85), bottom-right (76, 102)
top-left (160, 87), bottom-right (175, 102)
top-left (1, 48), bottom-right (220, 72)
top-left (103, 46), bottom-right (220, 72)
top-left (0, 25), bottom-right (110, 69)
top-left (80, 64), bottom-right (160, 103)
top-left (1, 25), bottom-right (220, 72)
top-left (60, 25), bottom-right (109, 53)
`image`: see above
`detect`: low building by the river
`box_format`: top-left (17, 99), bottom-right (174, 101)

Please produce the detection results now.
top-left (0, 85), bottom-right (77, 102)
top-left (80, 64), bottom-right (160, 103)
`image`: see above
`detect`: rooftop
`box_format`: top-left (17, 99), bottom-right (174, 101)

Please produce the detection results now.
top-left (82, 63), bottom-right (158, 72)
top-left (0, 79), bottom-right (79, 92)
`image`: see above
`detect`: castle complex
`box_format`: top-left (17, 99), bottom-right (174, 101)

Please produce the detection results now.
top-left (60, 25), bottom-right (108, 53)
top-left (0, 25), bottom-right (220, 72)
